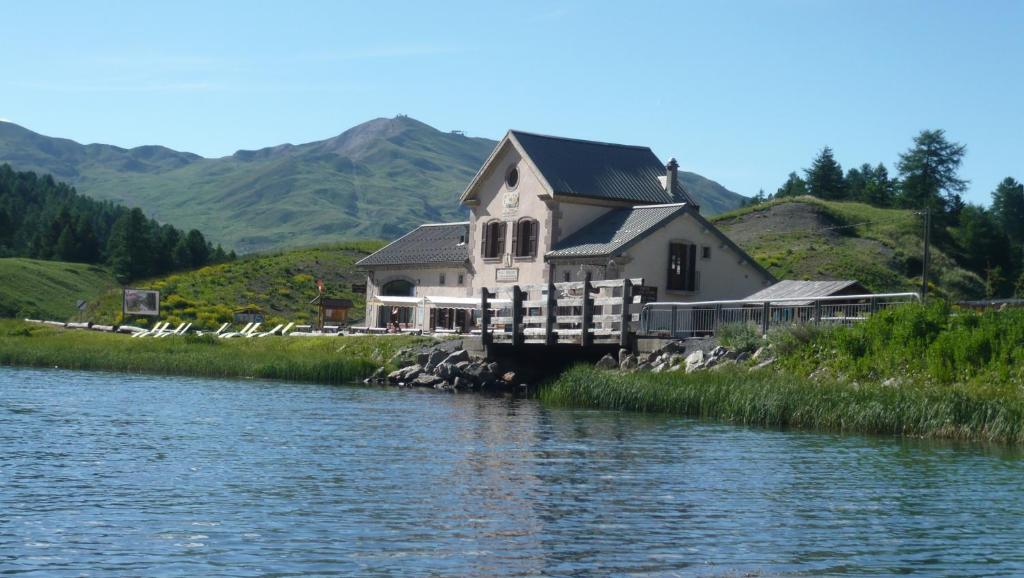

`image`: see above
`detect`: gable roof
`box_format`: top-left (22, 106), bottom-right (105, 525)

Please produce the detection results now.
top-left (547, 203), bottom-right (689, 258)
top-left (744, 280), bottom-right (869, 303)
top-left (356, 222), bottom-right (469, 268)
top-left (460, 130), bottom-right (697, 206)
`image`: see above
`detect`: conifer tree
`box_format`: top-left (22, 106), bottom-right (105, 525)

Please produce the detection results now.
top-left (804, 147), bottom-right (846, 200)
top-left (776, 172), bottom-right (808, 198)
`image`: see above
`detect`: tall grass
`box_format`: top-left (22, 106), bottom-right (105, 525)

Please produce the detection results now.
top-left (0, 320), bottom-right (430, 385)
top-left (542, 365), bottom-right (1024, 444)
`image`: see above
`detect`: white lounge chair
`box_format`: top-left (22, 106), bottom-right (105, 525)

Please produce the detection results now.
top-left (197, 322), bottom-right (229, 337)
top-left (219, 322), bottom-right (254, 339)
top-left (279, 322), bottom-right (295, 336)
top-left (252, 324), bottom-right (283, 338)
top-left (133, 321), bottom-right (169, 338)
top-left (156, 322), bottom-right (186, 338)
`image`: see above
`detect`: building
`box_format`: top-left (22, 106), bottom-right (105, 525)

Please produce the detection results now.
top-left (743, 280), bottom-right (871, 304)
top-left (356, 130), bottom-right (775, 331)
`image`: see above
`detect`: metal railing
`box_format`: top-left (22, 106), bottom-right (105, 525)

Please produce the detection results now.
top-left (639, 292), bottom-right (920, 338)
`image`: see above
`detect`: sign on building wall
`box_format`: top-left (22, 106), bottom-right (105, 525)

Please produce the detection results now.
top-left (637, 286), bottom-right (659, 303)
top-left (123, 289), bottom-right (160, 317)
top-left (495, 268), bottom-right (519, 283)
top-left (351, 283), bottom-right (367, 294)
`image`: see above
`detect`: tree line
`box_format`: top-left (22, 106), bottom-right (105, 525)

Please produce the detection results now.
top-left (747, 130), bottom-right (1024, 298)
top-left (0, 164), bottom-right (234, 282)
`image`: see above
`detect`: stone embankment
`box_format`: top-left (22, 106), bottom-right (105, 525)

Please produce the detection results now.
top-left (365, 339), bottom-right (526, 392)
top-left (597, 339), bottom-right (777, 375)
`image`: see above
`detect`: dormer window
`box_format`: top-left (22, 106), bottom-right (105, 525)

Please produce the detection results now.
top-left (505, 166), bottom-right (519, 189)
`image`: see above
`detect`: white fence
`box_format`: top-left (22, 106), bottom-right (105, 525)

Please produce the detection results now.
top-left (639, 292), bottom-right (920, 338)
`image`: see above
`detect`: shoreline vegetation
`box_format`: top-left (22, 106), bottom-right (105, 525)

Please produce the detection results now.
top-left (545, 304), bottom-right (1024, 444)
top-left (0, 319), bottom-right (430, 385)
top-left (3, 303), bottom-right (1023, 443)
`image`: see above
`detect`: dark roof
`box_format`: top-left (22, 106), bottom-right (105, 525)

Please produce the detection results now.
top-left (547, 204), bottom-right (688, 258)
top-left (510, 131), bottom-right (677, 204)
top-left (744, 280), bottom-right (868, 303)
top-left (356, 222), bottom-right (469, 267)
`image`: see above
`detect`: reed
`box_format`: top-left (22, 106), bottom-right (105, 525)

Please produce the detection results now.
top-left (542, 365), bottom-right (1024, 444)
top-left (0, 320), bottom-right (431, 385)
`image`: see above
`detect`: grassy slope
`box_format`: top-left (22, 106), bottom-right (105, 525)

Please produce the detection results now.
top-left (544, 304), bottom-right (1024, 444)
top-left (0, 258), bottom-right (118, 320)
top-left (86, 241), bottom-right (384, 328)
top-left (0, 319), bottom-right (429, 384)
top-left (712, 196), bottom-right (984, 298)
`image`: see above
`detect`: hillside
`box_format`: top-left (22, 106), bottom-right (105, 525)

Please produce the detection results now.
top-left (0, 258), bottom-right (118, 320)
top-left (0, 117), bottom-right (747, 252)
top-left (713, 197), bottom-right (985, 298)
top-left (85, 241), bottom-right (383, 328)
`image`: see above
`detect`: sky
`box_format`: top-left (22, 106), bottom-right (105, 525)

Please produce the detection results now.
top-left (1, 0), bottom-right (1021, 204)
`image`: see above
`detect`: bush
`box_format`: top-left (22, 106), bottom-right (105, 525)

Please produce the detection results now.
top-left (718, 322), bottom-right (762, 353)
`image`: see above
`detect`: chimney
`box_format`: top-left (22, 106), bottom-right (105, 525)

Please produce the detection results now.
top-left (665, 158), bottom-right (679, 199)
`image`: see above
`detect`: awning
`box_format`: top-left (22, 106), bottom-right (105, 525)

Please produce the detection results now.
top-left (369, 295), bottom-right (423, 307)
top-left (425, 296), bottom-right (512, 309)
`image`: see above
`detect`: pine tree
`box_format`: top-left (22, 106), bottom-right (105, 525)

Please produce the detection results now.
top-left (862, 163), bottom-right (895, 207)
top-left (991, 177), bottom-right (1024, 246)
top-left (776, 172), bottom-right (808, 198)
top-left (897, 129), bottom-right (967, 213)
top-left (185, 229), bottom-right (209, 268)
top-left (107, 208), bottom-right (153, 282)
top-left (804, 147), bottom-right (846, 200)
top-left (55, 224), bottom-right (78, 262)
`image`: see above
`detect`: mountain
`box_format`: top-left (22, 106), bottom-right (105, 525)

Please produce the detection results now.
top-left (0, 117), bottom-right (747, 252)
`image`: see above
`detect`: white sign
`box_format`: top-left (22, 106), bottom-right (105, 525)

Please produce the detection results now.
top-left (501, 191), bottom-right (520, 218)
top-left (123, 289), bottom-right (160, 317)
top-left (495, 268), bottom-right (519, 283)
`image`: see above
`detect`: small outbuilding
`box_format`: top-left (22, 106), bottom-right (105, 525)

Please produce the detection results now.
top-left (744, 280), bottom-right (871, 305)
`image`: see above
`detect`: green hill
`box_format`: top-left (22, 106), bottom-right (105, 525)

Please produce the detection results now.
top-left (0, 117), bottom-right (747, 253)
top-left (712, 196), bottom-right (985, 298)
top-left (85, 241), bottom-right (383, 328)
top-left (0, 258), bottom-right (119, 320)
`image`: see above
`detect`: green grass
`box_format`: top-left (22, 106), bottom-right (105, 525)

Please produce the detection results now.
top-left (0, 258), bottom-right (118, 320)
top-left (712, 196), bottom-right (984, 298)
top-left (85, 241), bottom-right (383, 328)
top-left (0, 319), bottom-right (430, 384)
top-left (543, 304), bottom-right (1024, 444)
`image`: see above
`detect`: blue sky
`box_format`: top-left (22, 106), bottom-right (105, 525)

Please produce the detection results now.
top-left (2, 0), bottom-right (1020, 204)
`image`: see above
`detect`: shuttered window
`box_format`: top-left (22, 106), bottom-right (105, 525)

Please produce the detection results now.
top-left (512, 218), bottom-right (538, 258)
top-left (667, 242), bottom-right (698, 291)
top-left (482, 221), bottom-right (506, 259)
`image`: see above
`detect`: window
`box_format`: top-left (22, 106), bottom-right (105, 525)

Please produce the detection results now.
top-left (481, 221), bottom-right (506, 259)
top-left (457, 273), bottom-right (464, 285)
top-left (667, 242), bottom-right (697, 291)
top-left (505, 166), bottom-right (519, 189)
top-left (563, 271), bottom-right (571, 282)
top-left (512, 218), bottom-right (538, 258)
top-left (702, 246), bottom-right (712, 259)
top-left (439, 273), bottom-right (446, 285)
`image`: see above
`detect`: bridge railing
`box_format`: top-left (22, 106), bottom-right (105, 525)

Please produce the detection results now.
top-left (480, 276), bottom-right (646, 348)
top-left (638, 292), bottom-right (920, 339)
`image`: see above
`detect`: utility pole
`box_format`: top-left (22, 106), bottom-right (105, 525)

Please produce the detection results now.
top-left (921, 207), bottom-right (931, 301)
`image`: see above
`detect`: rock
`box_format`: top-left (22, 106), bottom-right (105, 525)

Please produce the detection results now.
top-left (423, 350), bottom-right (446, 373)
top-left (620, 354), bottom-right (638, 371)
top-left (502, 371), bottom-right (517, 383)
top-left (710, 359), bottom-right (737, 371)
top-left (685, 350), bottom-right (705, 373)
top-left (387, 369), bottom-right (405, 383)
top-left (452, 376), bottom-right (470, 390)
top-left (618, 348), bottom-right (630, 364)
top-left (710, 346), bottom-right (729, 359)
top-left (412, 374), bottom-right (444, 388)
top-left (455, 361), bottom-right (471, 371)
top-left (735, 351), bottom-right (751, 363)
top-left (596, 354), bottom-right (618, 370)
top-left (657, 341), bottom-right (686, 355)
top-left (752, 347), bottom-right (770, 361)
top-left (434, 362), bottom-right (453, 380)
top-left (401, 364), bottom-right (423, 381)
top-left (637, 363), bottom-right (653, 372)
top-left (462, 363), bottom-right (494, 386)
top-left (752, 358), bottom-right (776, 371)
top-left (389, 348), bottom-right (412, 365)
top-left (442, 349), bottom-right (470, 366)
top-left (487, 362), bottom-right (501, 374)
top-left (416, 352), bottom-right (430, 365)
top-left (651, 362), bottom-right (666, 373)
top-left (882, 376), bottom-right (901, 388)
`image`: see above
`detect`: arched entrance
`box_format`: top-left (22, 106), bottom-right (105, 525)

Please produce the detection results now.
top-left (377, 279), bottom-right (415, 328)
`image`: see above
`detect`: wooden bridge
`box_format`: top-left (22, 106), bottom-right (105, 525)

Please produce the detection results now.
top-left (479, 276), bottom-right (646, 349)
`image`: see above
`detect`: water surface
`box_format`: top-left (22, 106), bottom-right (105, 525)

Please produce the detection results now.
top-left (1, 367), bottom-right (1023, 576)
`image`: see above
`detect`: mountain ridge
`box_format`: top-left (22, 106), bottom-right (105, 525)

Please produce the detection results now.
top-left (0, 117), bottom-right (747, 252)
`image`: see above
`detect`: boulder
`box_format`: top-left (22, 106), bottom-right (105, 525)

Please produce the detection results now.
top-left (455, 361), bottom-right (471, 371)
top-left (423, 350), bottom-right (446, 373)
top-left (710, 359), bottom-right (737, 371)
top-left (619, 354), bottom-right (638, 371)
top-left (618, 348), bottom-right (630, 364)
top-left (387, 369), bottom-right (405, 383)
top-left (487, 362), bottom-right (501, 374)
top-left (416, 352), bottom-right (430, 365)
top-left (434, 362), bottom-right (453, 380)
top-left (651, 363), bottom-right (666, 373)
top-left (751, 358), bottom-right (776, 371)
top-left (412, 374), bottom-right (444, 388)
top-left (710, 346), bottom-right (729, 359)
top-left (657, 341), bottom-right (687, 356)
top-left (502, 371), bottom-right (517, 383)
top-left (442, 349), bottom-right (470, 366)
top-left (452, 376), bottom-right (470, 391)
top-left (735, 351), bottom-right (751, 363)
top-left (752, 346), bottom-right (770, 361)
top-left (685, 350), bottom-right (705, 373)
top-left (401, 364), bottom-right (423, 381)
top-left (596, 354), bottom-right (618, 370)
top-left (637, 363), bottom-right (653, 372)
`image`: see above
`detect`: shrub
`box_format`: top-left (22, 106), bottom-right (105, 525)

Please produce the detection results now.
top-left (718, 322), bottom-right (762, 353)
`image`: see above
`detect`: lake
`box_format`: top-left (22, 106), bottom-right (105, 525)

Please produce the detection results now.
top-left (2, 367), bottom-right (1023, 576)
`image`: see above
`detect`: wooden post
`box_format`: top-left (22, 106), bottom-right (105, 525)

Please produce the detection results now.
top-left (512, 285), bottom-right (524, 347)
top-left (761, 301), bottom-right (771, 335)
top-left (480, 287), bottom-right (491, 347)
top-left (546, 282), bottom-right (557, 346)
top-left (619, 278), bottom-right (632, 350)
top-left (581, 272), bottom-right (593, 347)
